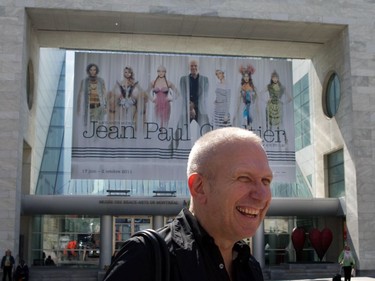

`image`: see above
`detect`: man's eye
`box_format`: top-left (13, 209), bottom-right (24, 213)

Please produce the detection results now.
top-left (262, 179), bottom-right (271, 186)
top-left (238, 176), bottom-right (251, 182)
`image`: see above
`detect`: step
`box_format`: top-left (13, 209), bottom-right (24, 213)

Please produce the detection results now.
top-left (29, 267), bottom-right (99, 281)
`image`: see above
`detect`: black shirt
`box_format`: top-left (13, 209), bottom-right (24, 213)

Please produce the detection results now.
top-left (104, 208), bottom-right (264, 281)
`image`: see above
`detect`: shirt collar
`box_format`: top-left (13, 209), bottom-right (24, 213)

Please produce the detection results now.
top-left (181, 208), bottom-right (251, 258)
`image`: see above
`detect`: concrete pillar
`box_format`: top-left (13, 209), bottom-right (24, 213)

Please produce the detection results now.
top-left (100, 215), bottom-right (113, 269)
top-left (253, 221), bottom-right (265, 268)
top-left (153, 215), bottom-right (164, 229)
top-left (288, 218), bottom-right (296, 262)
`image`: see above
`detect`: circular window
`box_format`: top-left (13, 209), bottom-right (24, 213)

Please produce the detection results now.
top-left (323, 72), bottom-right (341, 118)
top-left (26, 59), bottom-right (35, 110)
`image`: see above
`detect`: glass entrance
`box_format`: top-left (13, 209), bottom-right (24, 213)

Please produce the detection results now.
top-left (114, 216), bottom-right (152, 253)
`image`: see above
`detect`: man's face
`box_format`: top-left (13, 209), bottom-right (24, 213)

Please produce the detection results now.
top-left (202, 140), bottom-right (272, 242)
top-left (190, 61), bottom-right (198, 76)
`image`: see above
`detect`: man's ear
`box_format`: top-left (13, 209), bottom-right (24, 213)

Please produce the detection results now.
top-left (188, 173), bottom-right (207, 204)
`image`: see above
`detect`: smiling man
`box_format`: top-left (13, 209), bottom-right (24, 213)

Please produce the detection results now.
top-left (104, 127), bottom-right (273, 281)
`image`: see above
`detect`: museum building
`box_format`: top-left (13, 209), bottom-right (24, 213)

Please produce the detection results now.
top-left (1, 0), bottom-right (375, 278)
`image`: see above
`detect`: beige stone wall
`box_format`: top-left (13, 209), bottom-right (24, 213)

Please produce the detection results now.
top-left (310, 28), bottom-right (361, 264)
top-left (1, 0), bottom-right (374, 271)
top-left (0, 5), bottom-right (25, 255)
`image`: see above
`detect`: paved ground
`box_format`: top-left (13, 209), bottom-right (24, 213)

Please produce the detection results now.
top-left (276, 277), bottom-right (375, 281)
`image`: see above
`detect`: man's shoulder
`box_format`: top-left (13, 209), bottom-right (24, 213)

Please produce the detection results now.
top-left (104, 234), bottom-right (154, 280)
top-left (248, 254), bottom-right (264, 280)
top-left (248, 254), bottom-right (260, 266)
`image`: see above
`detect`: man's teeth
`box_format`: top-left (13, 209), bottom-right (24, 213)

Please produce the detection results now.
top-left (237, 207), bottom-right (259, 216)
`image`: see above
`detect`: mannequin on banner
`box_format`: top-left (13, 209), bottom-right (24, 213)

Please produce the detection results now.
top-left (147, 65), bottom-right (179, 129)
top-left (108, 66), bottom-right (145, 129)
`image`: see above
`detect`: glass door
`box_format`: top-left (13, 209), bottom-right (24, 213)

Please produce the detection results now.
top-left (114, 216), bottom-right (152, 253)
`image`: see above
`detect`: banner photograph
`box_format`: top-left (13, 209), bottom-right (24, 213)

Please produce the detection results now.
top-left (71, 52), bottom-right (295, 182)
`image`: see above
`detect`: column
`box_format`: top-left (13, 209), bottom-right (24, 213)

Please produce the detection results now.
top-left (253, 221), bottom-right (265, 268)
top-left (100, 215), bottom-right (113, 269)
top-left (153, 215), bottom-right (164, 229)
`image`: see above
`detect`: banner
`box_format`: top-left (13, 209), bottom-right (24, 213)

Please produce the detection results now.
top-left (71, 52), bottom-right (295, 182)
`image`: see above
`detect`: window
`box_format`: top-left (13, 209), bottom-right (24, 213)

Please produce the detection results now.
top-left (323, 72), bottom-right (341, 118)
top-left (31, 215), bottom-right (101, 266)
top-left (293, 74), bottom-right (311, 151)
top-left (26, 59), bottom-right (35, 110)
top-left (327, 149), bottom-right (345, 198)
top-left (114, 216), bottom-right (151, 252)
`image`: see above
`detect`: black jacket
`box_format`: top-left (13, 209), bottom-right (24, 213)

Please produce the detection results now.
top-left (104, 208), bottom-right (264, 281)
top-left (14, 263), bottom-right (29, 281)
top-left (1, 255), bottom-right (15, 269)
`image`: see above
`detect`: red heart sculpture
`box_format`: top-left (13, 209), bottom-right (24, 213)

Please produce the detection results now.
top-left (309, 228), bottom-right (333, 260)
top-left (321, 228), bottom-right (333, 255)
top-left (291, 227), bottom-right (305, 252)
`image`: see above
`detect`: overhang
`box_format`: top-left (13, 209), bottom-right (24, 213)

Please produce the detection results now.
top-left (21, 195), bottom-right (345, 217)
top-left (26, 8), bottom-right (346, 59)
